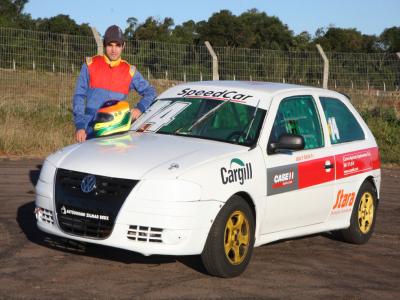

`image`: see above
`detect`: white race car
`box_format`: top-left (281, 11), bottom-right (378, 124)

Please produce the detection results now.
top-left (35, 81), bottom-right (381, 277)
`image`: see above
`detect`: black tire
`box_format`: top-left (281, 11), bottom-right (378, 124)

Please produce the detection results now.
top-left (335, 181), bottom-right (378, 244)
top-left (201, 195), bottom-right (255, 277)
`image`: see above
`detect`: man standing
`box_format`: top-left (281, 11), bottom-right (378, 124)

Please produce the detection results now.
top-left (73, 25), bottom-right (156, 142)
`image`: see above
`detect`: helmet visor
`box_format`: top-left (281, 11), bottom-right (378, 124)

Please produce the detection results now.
top-left (95, 112), bottom-right (114, 123)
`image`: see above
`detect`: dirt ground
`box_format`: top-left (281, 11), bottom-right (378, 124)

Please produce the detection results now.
top-left (0, 159), bottom-right (399, 299)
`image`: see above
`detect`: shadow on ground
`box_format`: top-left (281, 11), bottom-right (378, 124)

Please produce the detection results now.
top-left (16, 201), bottom-right (207, 274)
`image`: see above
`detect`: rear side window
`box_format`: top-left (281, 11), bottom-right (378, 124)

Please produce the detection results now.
top-left (320, 97), bottom-right (365, 144)
top-left (269, 95), bottom-right (324, 150)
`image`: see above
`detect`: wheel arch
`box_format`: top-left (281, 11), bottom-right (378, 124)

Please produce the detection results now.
top-left (364, 175), bottom-right (379, 203)
top-left (234, 191), bottom-right (257, 229)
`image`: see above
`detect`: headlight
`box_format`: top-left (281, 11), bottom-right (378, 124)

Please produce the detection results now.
top-left (135, 179), bottom-right (202, 202)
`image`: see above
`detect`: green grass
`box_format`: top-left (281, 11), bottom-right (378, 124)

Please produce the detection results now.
top-left (0, 106), bottom-right (75, 157)
top-left (361, 108), bottom-right (400, 164)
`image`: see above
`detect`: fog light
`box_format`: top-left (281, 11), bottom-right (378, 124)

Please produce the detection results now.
top-left (34, 207), bottom-right (44, 220)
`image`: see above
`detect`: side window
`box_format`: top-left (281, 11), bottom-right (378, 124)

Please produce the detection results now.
top-left (269, 95), bottom-right (324, 150)
top-left (320, 97), bottom-right (365, 144)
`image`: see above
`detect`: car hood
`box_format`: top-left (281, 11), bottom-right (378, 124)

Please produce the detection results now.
top-left (55, 132), bottom-right (246, 180)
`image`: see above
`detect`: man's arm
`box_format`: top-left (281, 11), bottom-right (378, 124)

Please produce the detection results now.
top-left (73, 64), bottom-right (90, 142)
top-left (129, 70), bottom-right (157, 117)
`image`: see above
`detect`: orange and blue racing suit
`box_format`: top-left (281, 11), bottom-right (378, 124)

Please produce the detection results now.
top-left (72, 55), bottom-right (156, 136)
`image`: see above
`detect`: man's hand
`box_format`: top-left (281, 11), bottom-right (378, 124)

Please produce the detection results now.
top-left (131, 108), bottom-right (142, 121)
top-left (75, 129), bottom-right (87, 143)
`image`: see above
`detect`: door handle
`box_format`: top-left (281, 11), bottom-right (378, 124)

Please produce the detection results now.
top-left (324, 163), bottom-right (334, 170)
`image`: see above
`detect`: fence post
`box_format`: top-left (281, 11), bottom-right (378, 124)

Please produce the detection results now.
top-left (204, 41), bottom-right (219, 80)
top-left (91, 27), bottom-right (104, 55)
top-left (316, 44), bottom-right (329, 89)
top-left (13, 59), bottom-right (15, 71)
top-left (397, 52), bottom-right (400, 59)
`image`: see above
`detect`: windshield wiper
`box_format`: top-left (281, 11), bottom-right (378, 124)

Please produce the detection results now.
top-left (175, 99), bottom-right (231, 134)
top-left (230, 100), bottom-right (260, 145)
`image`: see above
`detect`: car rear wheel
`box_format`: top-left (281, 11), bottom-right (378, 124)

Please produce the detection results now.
top-left (201, 195), bottom-right (255, 277)
top-left (336, 181), bottom-right (377, 244)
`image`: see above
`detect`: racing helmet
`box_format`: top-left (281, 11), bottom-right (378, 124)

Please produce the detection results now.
top-left (93, 100), bottom-right (132, 137)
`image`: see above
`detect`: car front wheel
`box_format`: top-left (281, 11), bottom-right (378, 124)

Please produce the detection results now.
top-left (201, 195), bottom-right (255, 277)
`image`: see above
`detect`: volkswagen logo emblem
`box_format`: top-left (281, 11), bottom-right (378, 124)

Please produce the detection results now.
top-left (81, 175), bottom-right (96, 193)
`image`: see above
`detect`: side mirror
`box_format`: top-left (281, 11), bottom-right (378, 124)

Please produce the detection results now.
top-left (268, 134), bottom-right (305, 154)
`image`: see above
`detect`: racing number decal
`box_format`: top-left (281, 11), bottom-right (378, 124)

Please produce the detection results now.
top-left (133, 101), bottom-right (191, 132)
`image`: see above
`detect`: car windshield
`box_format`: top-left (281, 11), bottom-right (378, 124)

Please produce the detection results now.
top-left (131, 98), bottom-right (266, 146)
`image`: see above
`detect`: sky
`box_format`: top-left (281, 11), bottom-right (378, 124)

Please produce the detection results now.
top-left (24, 0), bottom-right (399, 37)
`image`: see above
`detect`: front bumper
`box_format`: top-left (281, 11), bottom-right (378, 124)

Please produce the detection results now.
top-left (35, 182), bottom-right (223, 256)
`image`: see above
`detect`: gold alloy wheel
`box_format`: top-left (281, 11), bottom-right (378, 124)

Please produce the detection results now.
top-left (224, 210), bottom-right (250, 265)
top-left (358, 192), bottom-right (374, 234)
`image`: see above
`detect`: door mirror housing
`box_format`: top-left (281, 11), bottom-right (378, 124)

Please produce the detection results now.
top-left (268, 134), bottom-right (305, 154)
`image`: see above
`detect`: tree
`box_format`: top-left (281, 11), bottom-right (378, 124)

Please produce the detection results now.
top-left (238, 9), bottom-right (294, 50)
top-left (196, 10), bottom-right (244, 47)
top-left (124, 17), bottom-right (138, 40)
top-left (170, 20), bottom-right (198, 44)
top-left (292, 31), bottom-right (313, 51)
top-left (314, 27), bottom-right (366, 52)
top-left (380, 27), bottom-right (400, 52)
top-left (133, 17), bottom-right (174, 42)
top-left (0, 0), bottom-right (34, 28)
top-left (35, 14), bottom-right (91, 36)
top-left (195, 9), bottom-right (294, 50)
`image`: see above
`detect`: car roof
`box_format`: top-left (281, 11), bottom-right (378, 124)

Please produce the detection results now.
top-left (157, 80), bottom-right (344, 110)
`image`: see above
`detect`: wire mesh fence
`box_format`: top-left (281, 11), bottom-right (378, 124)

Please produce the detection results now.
top-left (214, 46), bottom-right (324, 86)
top-left (0, 26), bottom-right (399, 115)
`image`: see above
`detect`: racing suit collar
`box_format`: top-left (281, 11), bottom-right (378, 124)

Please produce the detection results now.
top-left (103, 55), bottom-right (122, 67)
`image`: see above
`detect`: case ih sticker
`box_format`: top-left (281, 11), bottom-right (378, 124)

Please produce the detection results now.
top-left (267, 164), bottom-right (299, 196)
top-left (221, 158), bottom-right (253, 185)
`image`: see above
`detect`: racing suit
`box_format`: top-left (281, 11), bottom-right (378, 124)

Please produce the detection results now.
top-left (73, 55), bottom-right (156, 136)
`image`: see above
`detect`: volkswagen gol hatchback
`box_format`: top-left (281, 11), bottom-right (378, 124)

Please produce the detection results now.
top-left (35, 81), bottom-right (381, 277)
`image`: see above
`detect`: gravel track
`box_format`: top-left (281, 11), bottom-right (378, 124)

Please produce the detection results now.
top-left (0, 159), bottom-right (399, 299)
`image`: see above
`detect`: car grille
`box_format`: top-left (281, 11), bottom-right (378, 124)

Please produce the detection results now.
top-left (127, 225), bottom-right (163, 243)
top-left (55, 168), bottom-right (138, 239)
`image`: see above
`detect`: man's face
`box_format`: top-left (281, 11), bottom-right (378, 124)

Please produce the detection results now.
top-left (105, 42), bottom-right (124, 61)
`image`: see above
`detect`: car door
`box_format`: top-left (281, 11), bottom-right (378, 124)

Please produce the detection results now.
top-left (318, 96), bottom-right (379, 218)
top-left (261, 93), bottom-right (336, 234)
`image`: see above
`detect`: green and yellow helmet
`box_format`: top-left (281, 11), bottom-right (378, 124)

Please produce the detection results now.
top-left (94, 100), bottom-right (132, 137)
